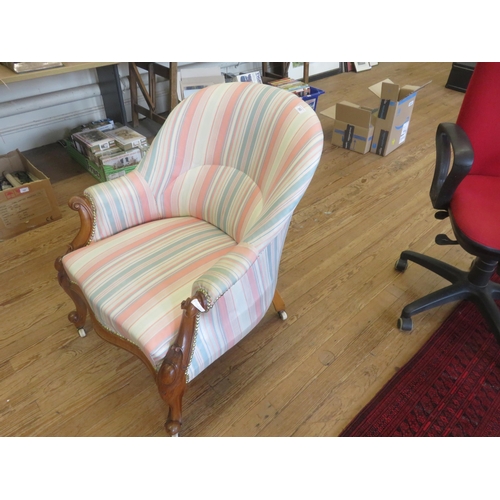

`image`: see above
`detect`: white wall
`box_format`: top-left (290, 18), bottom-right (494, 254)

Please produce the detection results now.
top-left (0, 62), bottom-right (261, 154)
top-left (288, 62), bottom-right (340, 79)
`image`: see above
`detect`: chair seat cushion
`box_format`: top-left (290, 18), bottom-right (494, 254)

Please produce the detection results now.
top-left (62, 217), bottom-right (237, 368)
top-left (450, 175), bottom-right (500, 250)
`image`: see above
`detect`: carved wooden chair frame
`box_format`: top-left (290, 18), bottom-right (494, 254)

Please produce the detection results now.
top-left (54, 195), bottom-right (287, 436)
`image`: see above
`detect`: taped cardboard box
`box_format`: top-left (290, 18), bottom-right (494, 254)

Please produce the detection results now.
top-left (369, 78), bottom-right (431, 156)
top-left (0, 150), bottom-right (62, 240)
top-left (321, 101), bottom-right (376, 154)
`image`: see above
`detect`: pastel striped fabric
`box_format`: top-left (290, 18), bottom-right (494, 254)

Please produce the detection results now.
top-left (65, 82), bottom-right (323, 379)
top-left (63, 217), bottom-right (237, 367)
top-left (86, 170), bottom-right (160, 243)
top-left (189, 224), bottom-right (288, 380)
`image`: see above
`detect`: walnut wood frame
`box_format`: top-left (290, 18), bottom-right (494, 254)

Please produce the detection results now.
top-left (55, 196), bottom-right (287, 436)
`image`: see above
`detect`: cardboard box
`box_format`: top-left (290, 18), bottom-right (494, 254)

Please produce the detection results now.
top-left (321, 101), bottom-right (376, 154)
top-left (0, 150), bottom-right (62, 240)
top-left (369, 78), bottom-right (430, 156)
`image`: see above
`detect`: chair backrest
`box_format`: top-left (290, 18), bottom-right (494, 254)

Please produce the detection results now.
top-left (137, 83), bottom-right (324, 243)
top-left (456, 62), bottom-right (500, 177)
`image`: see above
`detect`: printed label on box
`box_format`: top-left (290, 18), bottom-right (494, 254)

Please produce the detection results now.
top-left (399, 122), bottom-right (410, 144)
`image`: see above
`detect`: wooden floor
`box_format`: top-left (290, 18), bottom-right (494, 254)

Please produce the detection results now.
top-left (0, 62), bottom-right (471, 437)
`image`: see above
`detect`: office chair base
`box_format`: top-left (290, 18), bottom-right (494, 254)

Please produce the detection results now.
top-left (396, 250), bottom-right (500, 343)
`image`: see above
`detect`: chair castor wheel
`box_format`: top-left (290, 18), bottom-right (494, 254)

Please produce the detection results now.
top-left (398, 317), bottom-right (413, 331)
top-left (278, 310), bottom-right (288, 320)
top-left (395, 258), bottom-right (408, 272)
top-left (78, 328), bottom-right (87, 338)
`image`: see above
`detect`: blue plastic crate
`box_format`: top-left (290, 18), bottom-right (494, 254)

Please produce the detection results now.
top-left (301, 86), bottom-right (325, 111)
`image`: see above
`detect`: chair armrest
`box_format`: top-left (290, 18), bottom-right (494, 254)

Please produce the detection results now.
top-left (66, 195), bottom-right (94, 250)
top-left (430, 122), bottom-right (474, 210)
top-left (192, 190), bottom-right (295, 307)
top-left (192, 243), bottom-right (260, 307)
top-left (83, 170), bottom-right (160, 243)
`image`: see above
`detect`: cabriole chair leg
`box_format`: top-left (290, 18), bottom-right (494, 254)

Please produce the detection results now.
top-left (272, 289), bottom-right (287, 320)
top-left (55, 257), bottom-right (88, 337)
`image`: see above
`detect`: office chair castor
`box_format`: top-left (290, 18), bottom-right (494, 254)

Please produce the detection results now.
top-left (395, 258), bottom-right (408, 272)
top-left (398, 317), bottom-right (413, 331)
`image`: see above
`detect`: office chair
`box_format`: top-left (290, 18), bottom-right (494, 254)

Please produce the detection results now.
top-left (55, 82), bottom-right (324, 436)
top-left (395, 62), bottom-right (500, 343)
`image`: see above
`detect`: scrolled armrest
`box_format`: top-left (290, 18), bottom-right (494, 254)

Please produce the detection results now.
top-left (192, 243), bottom-right (260, 307)
top-left (66, 195), bottom-right (94, 252)
top-left (430, 122), bottom-right (474, 210)
top-left (82, 170), bottom-right (160, 243)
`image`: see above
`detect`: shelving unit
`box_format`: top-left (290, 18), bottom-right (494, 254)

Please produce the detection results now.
top-left (0, 62), bottom-right (127, 125)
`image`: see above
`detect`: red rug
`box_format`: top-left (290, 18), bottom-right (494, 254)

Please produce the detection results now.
top-left (340, 290), bottom-right (500, 437)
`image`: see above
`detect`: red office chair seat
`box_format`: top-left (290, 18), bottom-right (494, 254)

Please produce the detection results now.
top-left (451, 175), bottom-right (500, 251)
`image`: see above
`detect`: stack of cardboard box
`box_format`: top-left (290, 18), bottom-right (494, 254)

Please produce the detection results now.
top-left (322, 78), bottom-right (431, 156)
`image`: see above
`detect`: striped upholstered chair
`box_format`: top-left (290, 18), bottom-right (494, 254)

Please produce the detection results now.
top-left (55, 82), bottom-right (324, 436)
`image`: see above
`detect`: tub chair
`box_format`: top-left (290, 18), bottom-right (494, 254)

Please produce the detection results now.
top-left (55, 82), bottom-right (324, 436)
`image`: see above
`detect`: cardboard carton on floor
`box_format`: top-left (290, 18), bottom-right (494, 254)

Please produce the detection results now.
top-left (0, 149), bottom-right (62, 240)
top-left (369, 78), bottom-right (431, 156)
top-left (321, 101), bottom-right (376, 154)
